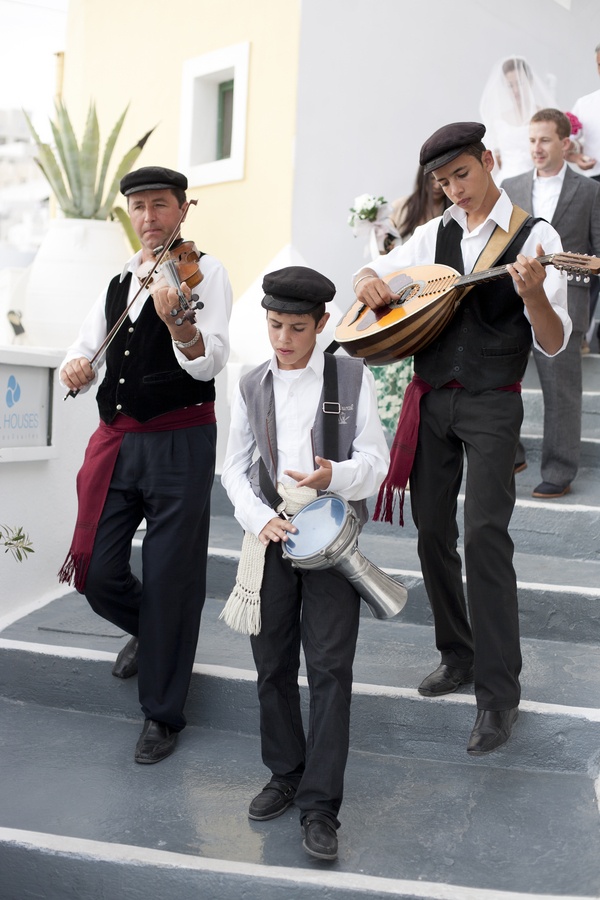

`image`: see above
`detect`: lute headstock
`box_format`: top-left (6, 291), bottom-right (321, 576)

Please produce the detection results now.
top-left (547, 251), bottom-right (600, 279)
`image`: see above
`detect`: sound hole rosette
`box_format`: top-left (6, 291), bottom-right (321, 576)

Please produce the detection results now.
top-left (339, 288), bottom-right (461, 365)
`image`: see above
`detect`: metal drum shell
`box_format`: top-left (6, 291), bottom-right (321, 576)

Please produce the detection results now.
top-left (282, 495), bottom-right (359, 571)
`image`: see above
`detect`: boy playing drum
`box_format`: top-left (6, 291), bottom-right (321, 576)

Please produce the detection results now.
top-left (221, 266), bottom-right (389, 860)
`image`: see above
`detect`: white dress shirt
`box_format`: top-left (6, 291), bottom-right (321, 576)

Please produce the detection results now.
top-left (356, 189), bottom-right (571, 355)
top-left (59, 251), bottom-right (233, 389)
top-left (572, 89), bottom-right (600, 178)
top-left (221, 345), bottom-right (390, 538)
top-left (532, 162), bottom-right (567, 222)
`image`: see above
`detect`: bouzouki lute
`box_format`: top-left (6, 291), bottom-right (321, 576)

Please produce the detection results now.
top-left (335, 252), bottom-right (600, 365)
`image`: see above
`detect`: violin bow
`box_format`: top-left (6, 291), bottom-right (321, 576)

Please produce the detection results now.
top-left (64, 199), bottom-right (198, 400)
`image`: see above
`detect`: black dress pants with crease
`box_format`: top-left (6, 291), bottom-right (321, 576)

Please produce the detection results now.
top-left (409, 387), bottom-right (523, 711)
top-left (250, 542), bottom-right (360, 827)
top-left (84, 424), bottom-right (216, 731)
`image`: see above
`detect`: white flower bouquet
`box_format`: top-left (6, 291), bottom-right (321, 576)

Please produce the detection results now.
top-left (348, 193), bottom-right (399, 256)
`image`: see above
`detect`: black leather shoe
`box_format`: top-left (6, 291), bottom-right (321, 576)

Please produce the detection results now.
top-left (248, 780), bottom-right (296, 820)
top-left (112, 636), bottom-right (139, 679)
top-left (134, 719), bottom-right (178, 764)
top-left (532, 481), bottom-right (571, 499)
top-left (302, 818), bottom-right (338, 861)
top-left (514, 461), bottom-right (527, 474)
top-left (467, 707), bottom-right (518, 756)
top-left (418, 663), bottom-right (474, 697)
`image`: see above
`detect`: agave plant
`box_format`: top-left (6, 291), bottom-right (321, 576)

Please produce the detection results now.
top-left (24, 101), bottom-right (155, 248)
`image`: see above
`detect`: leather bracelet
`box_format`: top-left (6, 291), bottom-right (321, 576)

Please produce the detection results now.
top-left (173, 326), bottom-right (201, 349)
top-left (353, 273), bottom-right (377, 292)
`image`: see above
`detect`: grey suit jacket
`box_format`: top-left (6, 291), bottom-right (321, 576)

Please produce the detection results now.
top-left (502, 166), bottom-right (600, 332)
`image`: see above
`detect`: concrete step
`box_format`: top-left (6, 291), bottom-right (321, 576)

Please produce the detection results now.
top-left (1, 606), bottom-right (600, 900)
top-left (521, 350), bottom-right (600, 391)
top-left (522, 388), bottom-right (600, 440)
top-left (3, 594), bottom-right (600, 714)
top-left (205, 469), bottom-right (600, 631)
top-left (1, 689), bottom-right (599, 900)
top-left (1, 493), bottom-right (599, 900)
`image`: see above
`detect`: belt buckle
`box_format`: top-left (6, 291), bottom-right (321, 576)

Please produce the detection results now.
top-left (322, 402), bottom-right (341, 414)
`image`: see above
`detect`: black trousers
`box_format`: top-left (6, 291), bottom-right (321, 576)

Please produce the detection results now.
top-left (409, 388), bottom-right (523, 710)
top-left (84, 424), bottom-right (216, 730)
top-left (250, 542), bottom-right (360, 827)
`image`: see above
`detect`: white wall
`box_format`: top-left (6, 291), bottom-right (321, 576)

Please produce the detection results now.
top-left (292, 0), bottom-right (600, 298)
top-left (0, 350), bottom-right (98, 622)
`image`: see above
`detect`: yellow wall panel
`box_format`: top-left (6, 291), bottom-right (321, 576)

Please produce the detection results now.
top-left (61, 0), bottom-right (301, 299)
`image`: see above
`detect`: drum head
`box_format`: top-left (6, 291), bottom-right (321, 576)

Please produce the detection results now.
top-left (285, 495), bottom-right (347, 559)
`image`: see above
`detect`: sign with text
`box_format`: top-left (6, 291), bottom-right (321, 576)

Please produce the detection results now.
top-left (0, 363), bottom-right (51, 448)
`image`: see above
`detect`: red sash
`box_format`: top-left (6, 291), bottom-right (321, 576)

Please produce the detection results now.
top-left (373, 377), bottom-right (521, 526)
top-left (58, 404), bottom-right (215, 591)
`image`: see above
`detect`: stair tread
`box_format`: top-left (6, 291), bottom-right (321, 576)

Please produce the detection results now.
top-left (1, 694), bottom-right (599, 896)
top-left (3, 595), bottom-right (600, 711)
top-left (207, 512), bottom-right (600, 591)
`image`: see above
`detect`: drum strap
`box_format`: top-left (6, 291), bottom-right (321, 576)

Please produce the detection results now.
top-left (258, 353), bottom-right (340, 512)
top-left (322, 352), bottom-right (339, 463)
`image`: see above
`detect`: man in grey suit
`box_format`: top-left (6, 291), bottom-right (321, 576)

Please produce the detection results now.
top-left (503, 108), bottom-right (600, 498)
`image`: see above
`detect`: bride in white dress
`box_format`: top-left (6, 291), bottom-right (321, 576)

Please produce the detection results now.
top-left (479, 56), bottom-right (556, 184)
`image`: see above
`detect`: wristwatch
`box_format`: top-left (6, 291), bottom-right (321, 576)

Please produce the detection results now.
top-left (173, 326), bottom-right (201, 349)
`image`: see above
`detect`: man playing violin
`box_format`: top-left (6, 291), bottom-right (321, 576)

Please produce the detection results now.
top-left (59, 166), bottom-right (232, 764)
top-left (352, 123), bottom-right (571, 755)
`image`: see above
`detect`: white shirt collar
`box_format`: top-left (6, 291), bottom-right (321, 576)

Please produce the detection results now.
top-left (262, 342), bottom-right (325, 384)
top-left (121, 250), bottom-right (144, 282)
top-left (533, 161), bottom-right (568, 185)
top-left (443, 188), bottom-right (513, 235)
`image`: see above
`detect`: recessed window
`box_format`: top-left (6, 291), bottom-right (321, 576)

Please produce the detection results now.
top-left (217, 79), bottom-right (234, 160)
top-left (180, 43), bottom-right (249, 186)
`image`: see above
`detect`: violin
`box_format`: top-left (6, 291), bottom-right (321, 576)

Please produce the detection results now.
top-left (64, 200), bottom-right (200, 401)
top-left (143, 239), bottom-right (204, 326)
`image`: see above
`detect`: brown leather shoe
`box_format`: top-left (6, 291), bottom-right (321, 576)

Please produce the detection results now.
top-left (467, 707), bottom-right (518, 756)
top-left (112, 636), bottom-right (139, 679)
top-left (418, 663), bottom-right (474, 697)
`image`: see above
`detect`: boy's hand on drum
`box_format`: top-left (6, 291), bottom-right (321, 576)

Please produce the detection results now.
top-left (258, 517), bottom-right (297, 547)
top-left (284, 457), bottom-right (333, 491)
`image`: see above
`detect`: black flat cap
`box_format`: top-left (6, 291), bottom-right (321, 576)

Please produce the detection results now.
top-left (420, 122), bottom-right (486, 174)
top-left (120, 166), bottom-right (188, 196)
top-left (262, 266), bottom-right (336, 313)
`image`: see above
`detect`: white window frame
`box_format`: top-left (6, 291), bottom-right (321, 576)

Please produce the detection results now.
top-left (179, 42), bottom-right (250, 187)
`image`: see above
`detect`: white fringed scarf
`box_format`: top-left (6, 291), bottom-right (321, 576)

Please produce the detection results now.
top-left (219, 483), bottom-right (317, 635)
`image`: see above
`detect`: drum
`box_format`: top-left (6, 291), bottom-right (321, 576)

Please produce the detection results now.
top-left (282, 494), bottom-right (407, 619)
top-left (282, 495), bottom-right (358, 571)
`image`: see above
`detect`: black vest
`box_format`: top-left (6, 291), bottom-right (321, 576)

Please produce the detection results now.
top-left (414, 217), bottom-right (536, 392)
top-left (96, 273), bottom-right (215, 424)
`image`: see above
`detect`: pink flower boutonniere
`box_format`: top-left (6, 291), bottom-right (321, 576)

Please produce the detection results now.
top-left (565, 111), bottom-right (583, 137)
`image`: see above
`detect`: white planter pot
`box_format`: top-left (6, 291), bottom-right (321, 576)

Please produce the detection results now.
top-left (23, 219), bottom-right (130, 349)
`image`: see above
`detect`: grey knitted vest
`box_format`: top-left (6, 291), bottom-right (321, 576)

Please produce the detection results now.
top-left (239, 354), bottom-right (368, 527)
